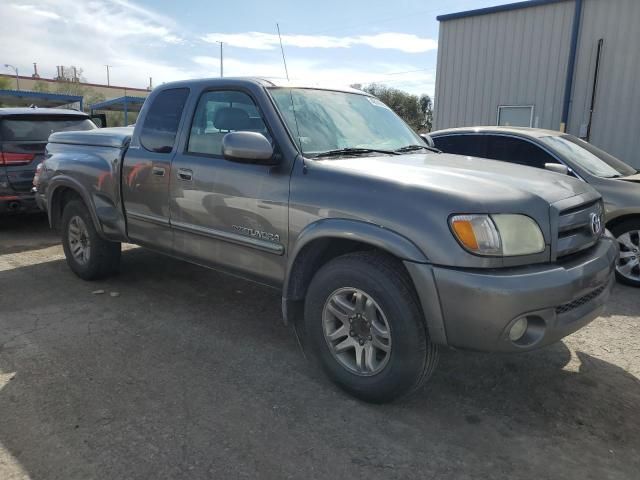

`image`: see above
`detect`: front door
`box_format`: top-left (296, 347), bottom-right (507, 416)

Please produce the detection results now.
top-left (122, 88), bottom-right (189, 251)
top-left (170, 89), bottom-right (289, 286)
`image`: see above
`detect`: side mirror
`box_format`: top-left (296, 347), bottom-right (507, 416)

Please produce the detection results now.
top-left (222, 131), bottom-right (277, 165)
top-left (420, 133), bottom-right (435, 148)
top-left (545, 163), bottom-right (569, 175)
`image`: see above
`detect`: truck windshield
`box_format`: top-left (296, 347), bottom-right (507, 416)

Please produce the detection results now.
top-left (540, 135), bottom-right (637, 178)
top-left (268, 87), bottom-right (425, 157)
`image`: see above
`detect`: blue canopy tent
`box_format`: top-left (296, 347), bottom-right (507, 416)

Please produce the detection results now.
top-left (90, 96), bottom-right (146, 125)
top-left (0, 89), bottom-right (83, 109)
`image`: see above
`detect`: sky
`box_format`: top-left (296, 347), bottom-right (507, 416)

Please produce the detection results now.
top-left (0, 0), bottom-right (512, 98)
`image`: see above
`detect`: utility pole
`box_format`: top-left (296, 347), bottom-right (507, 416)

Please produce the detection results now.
top-left (105, 64), bottom-right (111, 86)
top-left (216, 41), bottom-right (224, 77)
top-left (4, 64), bottom-right (19, 90)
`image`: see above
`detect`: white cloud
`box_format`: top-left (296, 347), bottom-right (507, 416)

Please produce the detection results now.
top-left (0, 0), bottom-right (186, 88)
top-left (11, 4), bottom-right (61, 20)
top-left (0, 1), bottom-right (435, 96)
top-left (8, 1), bottom-right (182, 44)
top-left (202, 32), bottom-right (437, 54)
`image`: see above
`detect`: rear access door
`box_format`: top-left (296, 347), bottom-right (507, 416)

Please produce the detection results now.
top-left (121, 88), bottom-right (190, 252)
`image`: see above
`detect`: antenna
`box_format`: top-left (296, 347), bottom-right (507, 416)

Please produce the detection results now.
top-left (216, 41), bottom-right (224, 77)
top-left (276, 23), bottom-right (289, 81)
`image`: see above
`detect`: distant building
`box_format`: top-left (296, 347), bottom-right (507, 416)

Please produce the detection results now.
top-left (0, 74), bottom-right (149, 103)
top-left (434, 0), bottom-right (640, 167)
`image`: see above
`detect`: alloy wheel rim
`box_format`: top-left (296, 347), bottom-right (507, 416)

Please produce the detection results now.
top-left (616, 230), bottom-right (640, 282)
top-left (68, 216), bottom-right (91, 265)
top-left (322, 287), bottom-right (392, 376)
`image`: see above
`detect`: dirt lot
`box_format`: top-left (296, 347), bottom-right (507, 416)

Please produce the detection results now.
top-left (0, 214), bottom-right (638, 480)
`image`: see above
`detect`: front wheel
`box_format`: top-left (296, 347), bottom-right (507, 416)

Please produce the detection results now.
top-left (611, 219), bottom-right (640, 287)
top-left (61, 199), bottom-right (121, 280)
top-left (304, 251), bottom-right (439, 403)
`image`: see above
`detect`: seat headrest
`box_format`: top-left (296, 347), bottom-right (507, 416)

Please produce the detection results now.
top-left (213, 107), bottom-right (251, 131)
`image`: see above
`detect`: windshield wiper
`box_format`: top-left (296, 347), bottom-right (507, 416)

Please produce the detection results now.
top-left (311, 147), bottom-right (399, 158)
top-left (395, 144), bottom-right (441, 154)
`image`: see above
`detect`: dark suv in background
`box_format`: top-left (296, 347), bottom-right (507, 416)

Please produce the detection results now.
top-left (0, 107), bottom-right (97, 214)
top-left (430, 127), bottom-right (640, 287)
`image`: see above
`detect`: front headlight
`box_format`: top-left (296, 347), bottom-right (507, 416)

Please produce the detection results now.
top-left (450, 214), bottom-right (545, 256)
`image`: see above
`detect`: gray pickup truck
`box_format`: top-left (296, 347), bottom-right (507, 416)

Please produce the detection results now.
top-left (36, 78), bottom-right (618, 403)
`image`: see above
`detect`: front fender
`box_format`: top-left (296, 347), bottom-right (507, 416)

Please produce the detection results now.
top-left (283, 218), bottom-right (428, 301)
top-left (289, 218), bottom-right (429, 266)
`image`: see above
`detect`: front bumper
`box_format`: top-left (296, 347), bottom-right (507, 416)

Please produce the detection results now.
top-left (405, 237), bottom-right (618, 352)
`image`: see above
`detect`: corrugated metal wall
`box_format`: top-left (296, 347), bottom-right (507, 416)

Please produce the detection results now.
top-left (434, 0), bottom-right (640, 167)
top-left (568, 0), bottom-right (640, 166)
top-left (434, 1), bottom-right (574, 131)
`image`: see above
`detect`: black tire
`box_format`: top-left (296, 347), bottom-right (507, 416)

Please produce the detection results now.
top-left (61, 199), bottom-right (121, 280)
top-left (304, 251), bottom-right (439, 403)
top-left (610, 218), bottom-right (640, 287)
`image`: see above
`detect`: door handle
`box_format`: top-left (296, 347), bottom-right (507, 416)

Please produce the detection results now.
top-left (177, 168), bottom-right (193, 181)
top-left (152, 166), bottom-right (165, 177)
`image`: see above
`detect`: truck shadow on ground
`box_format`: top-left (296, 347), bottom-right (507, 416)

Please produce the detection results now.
top-left (0, 213), bottom-right (59, 255)
top-left (0, 248), bottom-right (638, 479)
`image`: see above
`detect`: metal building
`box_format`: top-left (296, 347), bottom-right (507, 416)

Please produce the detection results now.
top-left (434, 0), bottom-right (640, 167)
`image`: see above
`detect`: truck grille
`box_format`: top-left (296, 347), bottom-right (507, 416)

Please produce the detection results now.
top-left (556, 200), bottom-right (603, 258)
top-left (555, 283), bottom-right (606, 315)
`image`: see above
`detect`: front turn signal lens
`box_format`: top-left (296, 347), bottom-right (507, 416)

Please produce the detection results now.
top-left (450, 214), bottom-right (501, 255)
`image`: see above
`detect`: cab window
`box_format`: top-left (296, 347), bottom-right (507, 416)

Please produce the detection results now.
top-left (187, 90), bottom-right (270, 157)
top-left (139, 88), bottom-right (189, 154)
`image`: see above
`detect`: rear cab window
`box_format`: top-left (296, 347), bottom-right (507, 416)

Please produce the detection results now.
top-left (139, 88), bottom-right (190, 153)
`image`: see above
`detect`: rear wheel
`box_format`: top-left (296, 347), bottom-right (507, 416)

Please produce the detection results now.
top-left (61, 200), bottom-right (121, 280)
top-left (611, 219), bottom-right (640, 287)
top-left (304, 251), bottom-right (438, 403)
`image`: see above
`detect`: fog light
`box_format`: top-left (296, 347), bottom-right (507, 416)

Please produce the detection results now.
top-left (509, 317), bottom-right (528, 342)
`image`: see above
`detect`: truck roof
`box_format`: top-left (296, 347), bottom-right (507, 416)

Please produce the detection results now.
top-left (155, 77), bottom-right (369, 96)
top-left (0, 107), bottom-right (89, 117)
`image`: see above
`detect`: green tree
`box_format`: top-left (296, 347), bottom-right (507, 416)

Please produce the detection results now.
top-left (419, 94), bottom-right (433, 132)
top-left (363, 83), bottom-right (428, 132)
top-left (0, 76), bottom-right (12, 90)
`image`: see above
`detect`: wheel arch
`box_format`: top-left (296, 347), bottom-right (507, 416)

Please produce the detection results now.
top-left (282, 219), bottom-right (429, 325)
top-left (606, 212), bottom-right (640, 232)
top-left (48, 177), bottom-right (102, 236)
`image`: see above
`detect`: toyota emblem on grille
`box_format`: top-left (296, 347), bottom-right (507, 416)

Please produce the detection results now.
top-left (590, 212), bottom-right (602, 236)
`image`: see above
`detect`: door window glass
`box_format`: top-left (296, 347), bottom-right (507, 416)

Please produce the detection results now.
top-left (487, 136), bottom-right (557, 169)
top-left (432, 135), bottom-right (488, 157)
top-left (187, 90), bottom-right (270, 156)
top-left (140, 88), bottom-right (189, 153)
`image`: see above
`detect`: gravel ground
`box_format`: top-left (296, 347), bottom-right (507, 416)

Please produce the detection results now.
top-left (0, 214), bottom-right (638, 480)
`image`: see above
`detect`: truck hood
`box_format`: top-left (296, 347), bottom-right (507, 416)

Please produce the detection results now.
top-left (314, 152), bottom-right (593, 207)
